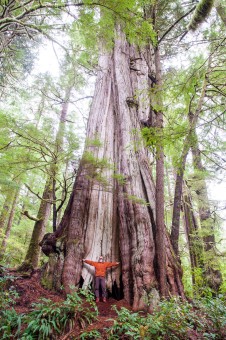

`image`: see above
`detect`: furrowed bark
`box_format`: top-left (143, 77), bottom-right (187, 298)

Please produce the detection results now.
top-left (41, 27), bottom-right (185, 310)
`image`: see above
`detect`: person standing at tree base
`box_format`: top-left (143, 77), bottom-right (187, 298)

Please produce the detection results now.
top-left (83, 256), bottom-right (119, 302)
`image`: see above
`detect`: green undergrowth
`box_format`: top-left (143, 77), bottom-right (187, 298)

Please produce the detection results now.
top-left (1, 269), bottom-right (226, 339)
top-left (0, 272), bottom-right (98, 340)
top-left (106, 297), bottom-right (226, 340)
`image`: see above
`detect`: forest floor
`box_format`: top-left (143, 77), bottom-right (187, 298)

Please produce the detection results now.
top-left (9, 268), bottom-right (131, 339)
top-left (4, 268), bottom-right (226, 339)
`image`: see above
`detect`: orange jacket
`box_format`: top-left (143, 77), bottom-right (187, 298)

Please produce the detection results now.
top-left (84, 260), bottom-right (118, 277)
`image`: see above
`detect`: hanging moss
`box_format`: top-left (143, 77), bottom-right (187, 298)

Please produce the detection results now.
top-left (187, 0), bottom-right (215, 31)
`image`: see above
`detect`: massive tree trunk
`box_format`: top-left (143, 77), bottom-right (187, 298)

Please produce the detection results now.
top-left (41, 28), bottom-right (185, 311)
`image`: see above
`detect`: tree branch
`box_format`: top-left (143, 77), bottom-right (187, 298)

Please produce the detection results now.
top-left (158, 6), bottom-right (196, 44)
top-left (22, 210), bottom-right (40, 222)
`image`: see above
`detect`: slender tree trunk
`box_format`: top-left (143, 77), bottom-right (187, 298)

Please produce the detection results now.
top-left (0, 189), bottom-right (15, 238)
top-left (20, 88), bottom-right (71, 271)
top-left (20, 178), bottom-right (53, 270)
top-left (170, 139), bottom-right (191, 256)
top-left (41, 28), bottom-right (185, 311)
top-left (191, 132), bottom-right (216, 252)
top-left (182, 182), bottom-right (204, 288)
top-left (56, 160), bottom-right (70, 227)
top-left (191, 129), bottom-right (222, 291)
top-left (170, 56), bottom-right (210, 256)
top-left (165, 162), bottom-right (173, 205)
top-left (52, 87), bottom-right (72, 232)
top-left (0, 187), bottom-right (20, 258)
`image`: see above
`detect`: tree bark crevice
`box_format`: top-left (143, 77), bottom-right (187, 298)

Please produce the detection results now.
top-left (40, 27), bottom-right (185, 310)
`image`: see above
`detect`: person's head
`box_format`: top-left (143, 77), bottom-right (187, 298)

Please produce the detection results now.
top-left (99, 256), bottom-right (103, 262)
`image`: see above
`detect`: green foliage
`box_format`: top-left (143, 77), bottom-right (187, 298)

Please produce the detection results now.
top-left (125, 194), bottom-right (150, 206)
top-left (81, 151), bottom-right (116, 187)
top-left (0, 288), bottom-right (98, 340)
top-left (1, 265), bottom-right (226, 340)
top-left (112, 173), bottom-right (127, 185)
top-left (81, 151), bottom-right (127, 187)
top-left (142, 123), bottom-right (189, 152)
top-left (0, 309), bottom-right (23, 340)
top-left (0, 270), bottom-right (22, 339)
top-left (86, 137), bottom-right (103, 148)
top-left (82, 151), bottom-right (113, 170)
top-left (21, 289), bottom-right (97, 339)
top-left (74, 0), bottom-right (157, 52)
top-left (107, 297), bottom-right (226, 339)
top-left (107, 306), bottom-right (145, 339)
top-left (197, 296), bottom-right (226, 333)
top-left (0, 271), bottom-right (19, 309)
top-left (79, 329), bottom-right (102, 339)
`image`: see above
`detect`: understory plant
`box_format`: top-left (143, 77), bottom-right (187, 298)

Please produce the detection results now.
top-left (0, 309), bottom-right (23, 340)
top-left (0, 289), bottom-right (98, 340)
top-left (107, 297), bottom-right (226, 339)
top-left (79, 329), bottom-right (102, 339)
top-left (0, 269), bottom-right (19, 309)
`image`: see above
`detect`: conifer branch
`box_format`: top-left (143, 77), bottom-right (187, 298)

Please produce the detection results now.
top-left (158, 6), bottom-right (196, 44)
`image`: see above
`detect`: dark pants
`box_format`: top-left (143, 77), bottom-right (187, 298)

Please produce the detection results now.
top-left (95, 276), bottom-right (106, 298)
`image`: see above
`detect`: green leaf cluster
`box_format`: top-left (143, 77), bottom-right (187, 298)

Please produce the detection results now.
top-left (73, 0), bottom-right (157, 53)
top-left (0, 286), bottom-right (98, 340)
top-left (0, 271), bottom-right (19, 310)
top-left (125, 194), bottom-right (150, 206)
top-left (107, 297), bottom-right (226, 339)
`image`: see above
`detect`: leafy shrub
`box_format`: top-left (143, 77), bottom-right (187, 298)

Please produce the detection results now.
top-left (0, 269), bottom-right (19, 309)
top-left (79, 329), bottom-right (102, 339)
top-left (197, 296), bottom-right (226, 336)
top-left (107, 297), bottom-right (226, 339)
top-left (107, 306), bottom-right (146, 339)
top-left (0, 286), bottom-right (98, 340)
top-left (0, 308), bottom-right (23, 340)
top-left (21, 289), bottom-right (98, 339)
top-left (0, 268), bottom-right (22, 339)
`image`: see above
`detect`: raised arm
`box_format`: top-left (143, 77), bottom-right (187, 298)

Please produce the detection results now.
top-left (106, 261), bottom-right (120, 268)
top-left (83, 259), bottom-right (97, 266)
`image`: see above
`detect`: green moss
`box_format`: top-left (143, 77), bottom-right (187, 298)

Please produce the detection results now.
top-left (41, 276), bottom-right (53, 290)
top-left (188, 0), bottom-right (215, 31)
